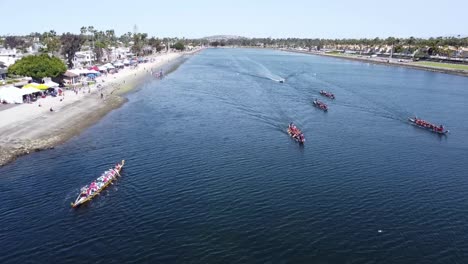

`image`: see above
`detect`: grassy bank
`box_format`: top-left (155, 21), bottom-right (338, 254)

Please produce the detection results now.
top-left (282, 49), bottom-right (468, 77)
top-left (412, 61), bottom-right (468, 71)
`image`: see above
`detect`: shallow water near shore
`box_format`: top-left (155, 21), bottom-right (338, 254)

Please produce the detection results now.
top-left (1, 48), bottom-right (468, 263)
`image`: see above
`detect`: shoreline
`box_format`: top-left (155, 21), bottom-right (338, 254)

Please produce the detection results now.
top-left (280, 49), bottom-right (468, 77)
top-left (0, 50), bottom-right (201, 167)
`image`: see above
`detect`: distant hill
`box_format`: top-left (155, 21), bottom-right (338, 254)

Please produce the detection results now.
top-left (203, 35), bottom-right (247, 41)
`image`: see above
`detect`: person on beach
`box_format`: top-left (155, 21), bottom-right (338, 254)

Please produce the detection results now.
top-left (101, 93), bottom-right (104, 99)
top-left (50, 107), bottom-right (54, 112)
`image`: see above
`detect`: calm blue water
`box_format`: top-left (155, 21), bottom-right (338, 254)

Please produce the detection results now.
top-left (1, 49), bottom-right (468, 263)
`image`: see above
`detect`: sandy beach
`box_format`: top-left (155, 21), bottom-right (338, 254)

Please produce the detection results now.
top-left (0, 51), bottom-right (198, 166)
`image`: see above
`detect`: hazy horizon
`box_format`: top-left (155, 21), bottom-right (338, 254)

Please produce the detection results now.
top-left (0, 0), bottom-right (466, 39)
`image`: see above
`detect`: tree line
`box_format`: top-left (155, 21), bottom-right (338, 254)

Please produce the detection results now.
top-left (205, 36), bottom-right (468, 57)
top-left (1, 26), bottom-right (189, 69)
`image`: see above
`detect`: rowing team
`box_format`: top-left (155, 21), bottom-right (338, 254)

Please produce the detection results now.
top-left (320, 90), bottom-right (335, 99)
top-left (314, 99), bottom-right (328, 110)
top-left (289, 123), bottom-right (305, 142)
top-left (414, 118), bottom-right (445, 132)
top-left (79, 163), bottom-right (122, 197)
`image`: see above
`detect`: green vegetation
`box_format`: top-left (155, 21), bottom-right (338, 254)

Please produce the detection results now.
top-left (412, 61), bottom-right (468, 71)
top-left (131, 33), bottom-right (149, 56)
top-left (40, 30), bottom-right (61, 55)
top-left (60, 33), bottom-right (85, 68)
top-left (8, 54), bottom-right (67, 80)
top-left (171, 41), bottom-right (185, 51)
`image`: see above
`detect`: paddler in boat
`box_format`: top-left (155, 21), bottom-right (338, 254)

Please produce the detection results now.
top-left (80, 187), bottom-right (88, 197)
top-left (90, 181), bottom-right (98, 192)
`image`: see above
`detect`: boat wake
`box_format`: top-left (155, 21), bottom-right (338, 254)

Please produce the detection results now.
top-left (243, 57), bottom-right (285, 83)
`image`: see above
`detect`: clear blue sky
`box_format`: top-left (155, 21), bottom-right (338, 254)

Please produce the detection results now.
top-left (1, 0), bottom-right (466, 38)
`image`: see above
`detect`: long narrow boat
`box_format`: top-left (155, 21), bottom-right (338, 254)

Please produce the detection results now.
top-left (408, 117), bottom-right (449, 135)
top-left (313, 99), bottom-right (328, 111)
top-left (287, 124), bottom-right (305, 144)
top-left (71, 160), bottom-right (125, 208)
top-left (320, 90), bottom-right (335, 99)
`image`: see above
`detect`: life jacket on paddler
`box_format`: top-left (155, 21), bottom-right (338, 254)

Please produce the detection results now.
top-left (90, 181), bottom-right (98, 191)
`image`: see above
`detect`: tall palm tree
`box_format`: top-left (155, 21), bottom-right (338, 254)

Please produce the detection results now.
top-left (80, 27), bottom-right (87, 35)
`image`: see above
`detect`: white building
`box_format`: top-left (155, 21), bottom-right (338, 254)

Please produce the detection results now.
top-left (0, 48), bottom-right (19, 67)
top-left (104, 47), bottom-right (132, 62)
top-left (73, 51), bottom-right (96, 67)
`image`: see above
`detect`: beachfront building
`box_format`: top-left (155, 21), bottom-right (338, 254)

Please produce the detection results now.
top-left (73, 51), bottom-right (96, 67)
top-left (101, 47), bottom-right (132, 62)
top-left (0, 47), bottom-right (19, 67)
top-left (61, 70), bottom-right (80, 85)
top-left (0, 62), bottom-right (8, 80)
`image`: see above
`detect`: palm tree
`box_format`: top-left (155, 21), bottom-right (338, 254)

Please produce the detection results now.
top-left (407, 36), bottom-right (415, 56)
top-left (80, 27), bottom-right (87, 35)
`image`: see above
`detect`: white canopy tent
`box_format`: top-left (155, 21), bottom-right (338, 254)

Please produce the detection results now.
top-left (104, 63), bottom-right (115, 69)
top-left (44, 80), bottom-right (59, 87)
top-left (87, 69), bottom-right (100, 74)
top-left (0, 86), bottom-right (41, 104)
top-left (68, 69), bottom-right (84, 76)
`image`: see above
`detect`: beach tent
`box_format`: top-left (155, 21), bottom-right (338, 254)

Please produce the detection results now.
top-left (104, 63), bottom-right (115, 69)
top-left (0, 86), bottom-right (32, 104)
top-left (68, 69), bottom-right (85, 76)
top-left (63, 71), bottom-right (79, 85)
top-left (23, 83), bottom-right (49, 90)
top-left (21, 87), bottom-right (42, 93)
top-left (64, 71), bottom-right (79, 78)
top-left (44, 80), bottom-right (59, 87)
top-left (34, 84), bottom-right (49, 90)
top-left (97, 66), bottom-right (108, 71)
top-left (0, 86), bottom-right (22, 103)
top-left (88, 69), bottom-right (100, 74)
